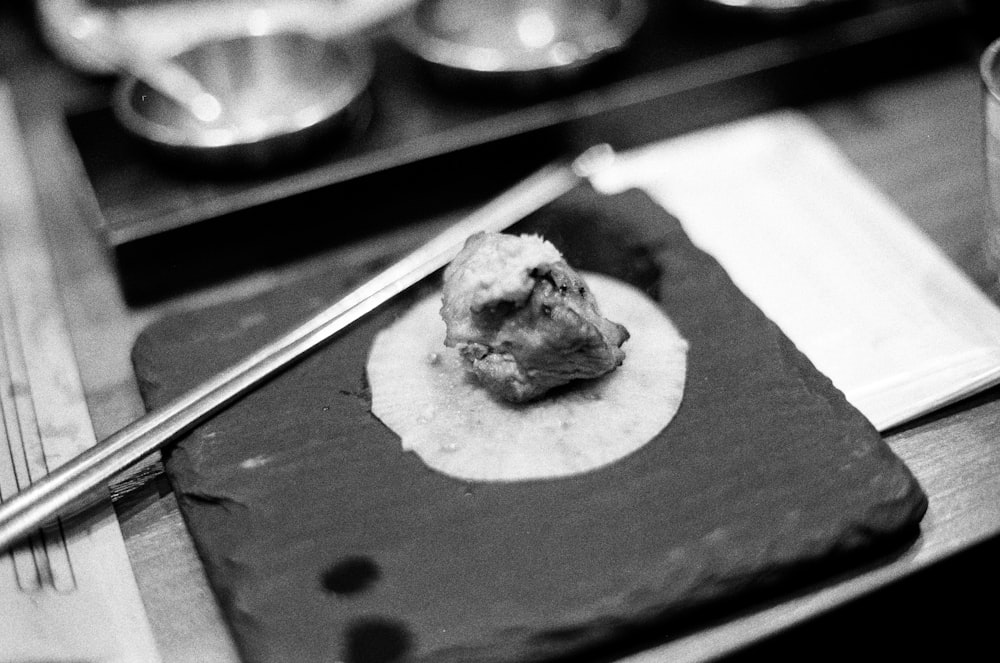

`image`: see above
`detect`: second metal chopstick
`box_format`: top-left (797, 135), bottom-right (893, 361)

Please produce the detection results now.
top-left (0, 145), bottom-right (613, 551)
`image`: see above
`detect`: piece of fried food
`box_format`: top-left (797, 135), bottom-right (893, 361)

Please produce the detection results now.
top-left (440, 232), bottom-right (629, 402)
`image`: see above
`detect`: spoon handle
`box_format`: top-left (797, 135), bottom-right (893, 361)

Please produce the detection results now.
top-left (74, 24), bottom-right (223, 122)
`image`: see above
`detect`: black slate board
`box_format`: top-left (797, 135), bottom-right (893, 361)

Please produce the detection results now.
top-left (132, 185), bottom-right (927, 663)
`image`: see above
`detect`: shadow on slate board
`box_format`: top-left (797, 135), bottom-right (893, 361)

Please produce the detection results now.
top-left (131, 185), bottom-right (927, 663)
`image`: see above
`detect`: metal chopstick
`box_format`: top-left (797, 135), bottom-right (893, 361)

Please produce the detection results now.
top-left (0, 145), bottom-right (613, 551)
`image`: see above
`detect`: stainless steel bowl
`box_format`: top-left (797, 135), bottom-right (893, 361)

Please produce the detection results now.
top-left (392, 0), bottom-right (648, 95)
top-left (693, 0), bottom-right (858, 19)
top-left (113, 31), bottom-right (374, 172)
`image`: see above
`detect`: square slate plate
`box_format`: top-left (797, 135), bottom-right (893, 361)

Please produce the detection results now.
top-left (131, 185), bottom-right (927, 663)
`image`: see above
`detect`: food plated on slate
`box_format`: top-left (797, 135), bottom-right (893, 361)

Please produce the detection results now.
top-left (132, 185), bottom-right (927, 662)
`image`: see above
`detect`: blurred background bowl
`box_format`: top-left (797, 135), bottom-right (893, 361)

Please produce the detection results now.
top-left (112, 31), bottom-right (374, 173)
top-left (691, 0), bottom-right (860, 20)
top-left (392, 0), bottom-right (648, 96)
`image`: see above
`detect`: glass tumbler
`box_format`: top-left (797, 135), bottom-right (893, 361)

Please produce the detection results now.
top-left (980, 38), bottom-right (1000, 282)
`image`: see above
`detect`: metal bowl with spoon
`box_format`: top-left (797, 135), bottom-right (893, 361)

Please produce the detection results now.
top-left (110, 31), bottom-right (375, 172)
top-left (74, 25), bottom-right (226, 125)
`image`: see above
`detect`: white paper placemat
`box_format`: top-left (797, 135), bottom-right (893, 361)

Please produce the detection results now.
top-left (593, 110), bottom-right (1000, 431)
top-left (0, 82), bottom-right (161, 663)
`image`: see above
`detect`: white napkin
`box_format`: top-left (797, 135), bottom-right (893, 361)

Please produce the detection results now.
top-left (593, 111), bottom-right (1000, 431)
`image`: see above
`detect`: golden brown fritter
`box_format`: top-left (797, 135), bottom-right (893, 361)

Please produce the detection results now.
top-left (440, 232), bottom-right (629, 402)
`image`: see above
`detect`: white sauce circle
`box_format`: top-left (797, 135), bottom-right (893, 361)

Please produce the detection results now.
top-left (367, 273), bottom-right (688, 482)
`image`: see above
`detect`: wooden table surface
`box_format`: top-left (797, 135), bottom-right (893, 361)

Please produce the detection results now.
top-left (3, 3), bottom-right (1000, 661)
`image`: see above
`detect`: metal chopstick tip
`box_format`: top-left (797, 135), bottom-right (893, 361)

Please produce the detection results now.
top-left (572, 143), bottom-right (616, 180)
